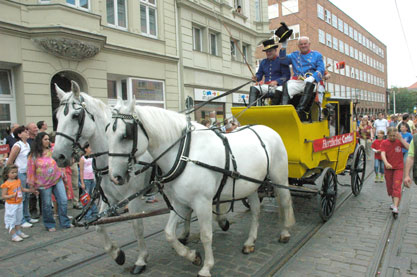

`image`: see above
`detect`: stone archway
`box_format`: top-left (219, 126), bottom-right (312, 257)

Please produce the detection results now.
top-left (50, 71), bottom-right (87, 131)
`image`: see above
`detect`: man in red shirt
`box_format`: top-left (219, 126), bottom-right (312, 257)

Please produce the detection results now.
top-left (381, 127), bottom-right (410, 217)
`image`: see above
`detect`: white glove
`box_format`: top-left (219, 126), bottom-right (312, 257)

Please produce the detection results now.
top-left (304, 76), bottom-right (315, 83)
top-left (281, 40), bottom-right (288, 48)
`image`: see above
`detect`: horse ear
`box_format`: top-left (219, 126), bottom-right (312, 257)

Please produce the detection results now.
top-left (54, 83), bottom-right (66, 100)
top-left (129, 96), bottom-right (136, 113)
top-left (115, 97), bottom-right (123, 109)
top-left (71, 80), bottom-right (81, 98)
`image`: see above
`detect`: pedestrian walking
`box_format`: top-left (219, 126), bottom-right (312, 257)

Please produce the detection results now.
top-left (1, 165), bottom-right (37, 241)
top-left (358, 116), bottom-right (373, 160)
top-left (381, 127), bottom-right (410, 217)
top-left (79, 146), bottom-right (98, 220)
top-left (371, 130), bottom-right (385, 182)
top-left (404, 135), bottom-right (417, 188)
top-left (373, 112), bottom-right (389, 138)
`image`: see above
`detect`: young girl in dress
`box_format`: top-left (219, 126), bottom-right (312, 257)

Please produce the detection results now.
top-left (1, 165), bottom-right (37, 241)
top-left (381, 127), bottom-right (410, 217)
top-left (372, 130), bottom-right (385, 182)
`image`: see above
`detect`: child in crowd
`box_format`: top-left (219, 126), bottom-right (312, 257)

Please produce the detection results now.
top-left (1, 165), bottom-right (37, 241)
top-left (0, 158), bottom-right (5, 207)
top-left (371, 130), bottom-right (385, 183)
top-left (79, 146), bottom-right (97, 220)
top-left (381, 127), bottom-right (410, 217)
top-left (400, 122), bottom-right (413, 163)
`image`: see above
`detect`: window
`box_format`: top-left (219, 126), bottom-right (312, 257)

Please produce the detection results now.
top-left (345, 65), bottom-right (350, 77)
top-left (349, 26), bottom-right (353, 38)
top-left (210, 32), bottom-right (218, 56)
top-left (355, 69), bottom-right (359, 80)
top-left (334, 60), bottom-right (339, 74)
top-left (317, 4), bottom-right (324, 20)
top-left (349, 46), bottom-right (354, 58)
top-left (338, 18), bottom-right (344, 32)
top-left (344, 42), bottom-right (349, 55)
top-left (140, 0), bottom-right (157, 37)
top-left (358, 33), bottom-right (362, 44)
top-left (66, 0), bottom-right (89, 10)
top-left (131, 78), bottom-right (165, 108)
top-left (366, 38), bottom-right (370, 48)
top-left (340, 66), bottom-right (345, 76)
top-left (353, 29), bottom-right (358, 41)
top-left (325, 9), bottom-right (331, 24)
top-left (344, 22), bottom-right (349, 35)
top-left (319, 29), bottom-right (325, 44)
top-left (354, 49), bottom-right (358, 60)
top-left (332, 14), bottom-right (338, 28)
top-left (328, 83), bottom-right (334, 95)
top-left (282, 0), bottom-right (299, 16)
top-left (107, 79), bottom-right (128, 101)
top-left (326, 33), bottom-right (332, 48)
top-left (288, 24), bottom-right (300, 40)
top-left (230, 40), bottom-right (237, 60)
top-left (350, 67), bottom-right (355, 78)
top-left (327, 58), bottom-right (333, 72)
top-left (268, 3), bottom-right (278, 19)
top-left (193, 27), bottom-right (202, 52)
top-left (359, 70), bottom-right (363, 81)
top-left (346, 86), bottom-right (351, 99)
top-left (333, 37), bottom-right (338, 50)
top-left (359, 51), bottom-right (362, 62)
top-left (335, 84), bottom-right (340, 97)
top-left (107, 0), bottom-right (127, 29)
top-left (339, 40), bottom-right (344, 53)
top-left (242, 44), bottom-right (250, 62)
top-left (0, 69), bottom-right (16, 141)
top-left (255, 0), bottom-right (262, 21)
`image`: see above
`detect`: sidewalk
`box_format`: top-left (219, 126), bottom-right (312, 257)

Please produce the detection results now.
top-left (275, 163), bottom-right (417, 277)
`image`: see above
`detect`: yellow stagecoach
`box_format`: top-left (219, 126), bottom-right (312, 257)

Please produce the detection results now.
top-left (231, 92), bottom-right (366, 221)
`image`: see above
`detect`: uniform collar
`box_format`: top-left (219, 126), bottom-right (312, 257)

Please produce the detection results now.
top-left (267, 55), bottom-right (278, 61)
top-left (301, 50), bottom-right (312, 55)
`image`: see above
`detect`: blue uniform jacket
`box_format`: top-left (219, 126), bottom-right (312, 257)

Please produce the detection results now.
top-left (279, 49), bottom-right (325, 83)
top-left (256, 57), bottom-right (290, 85)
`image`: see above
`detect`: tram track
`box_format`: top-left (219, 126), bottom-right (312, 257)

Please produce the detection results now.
top-left (259, 168), bottom-right (374, 277)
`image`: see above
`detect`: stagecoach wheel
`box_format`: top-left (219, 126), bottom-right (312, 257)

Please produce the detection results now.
top-left (351, 145), bottom-right (366, 196)
top-left (319, 167), bottom-right (337, 222)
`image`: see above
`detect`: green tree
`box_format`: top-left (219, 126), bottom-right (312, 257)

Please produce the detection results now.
top-left (388, 87), bottom-right (417, 114)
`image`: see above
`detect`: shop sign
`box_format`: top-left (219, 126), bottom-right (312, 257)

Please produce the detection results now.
top-left (194, 88), bottom-right (226, 103)
top-left (312, 132), bottom-right (354, 152)
top-left (233, 93), bottom-right (249, 104)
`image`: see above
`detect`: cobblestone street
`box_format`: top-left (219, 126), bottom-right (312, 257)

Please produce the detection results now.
top-left (1, 161), bottom-right (416, 276)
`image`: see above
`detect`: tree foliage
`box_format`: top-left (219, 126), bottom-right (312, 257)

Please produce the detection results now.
top-left (388, 87), bottom-right (417, 114)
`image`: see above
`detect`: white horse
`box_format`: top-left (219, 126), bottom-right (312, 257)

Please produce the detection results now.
top-left (52, 81), bottom-right (162, 274)
top-left (106, 97), bottom-right (295, 277)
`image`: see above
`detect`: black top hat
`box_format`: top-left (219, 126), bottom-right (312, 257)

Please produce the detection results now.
top-left (262, 39), bottom-right (278, 51)
top-left (275, 22), bottom-right (293, 43)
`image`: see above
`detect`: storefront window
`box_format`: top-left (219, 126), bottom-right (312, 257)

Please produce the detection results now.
top-left (0, 69), bottom-right (15, 142)
top-left (131, 78), bottom-right (165, 108)
top-left (194, 103), bottom-right (224, 124)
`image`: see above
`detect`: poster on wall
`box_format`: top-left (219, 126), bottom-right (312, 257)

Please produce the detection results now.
top-left (194, 88), bottom-right (226, 102)
top-left (232, 93), bottom-right (249, 104)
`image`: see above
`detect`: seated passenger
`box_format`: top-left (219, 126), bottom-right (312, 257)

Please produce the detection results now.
top-left (249, 38), bottom-right (290, 106)
top-left (279, 36), bottom-right (325, 121)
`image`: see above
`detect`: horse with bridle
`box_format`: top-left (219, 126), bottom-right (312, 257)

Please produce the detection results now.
top-left (52, 81), bottom-right (158, 274)
top-left (106, 97), bottom-right (295, 277)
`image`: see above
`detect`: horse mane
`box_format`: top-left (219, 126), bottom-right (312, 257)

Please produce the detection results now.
top-left (135, 106), bottom-right (187, 146)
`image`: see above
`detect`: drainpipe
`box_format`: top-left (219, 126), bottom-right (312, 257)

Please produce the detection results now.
top-left (175, 0), bottom-right (185, 112)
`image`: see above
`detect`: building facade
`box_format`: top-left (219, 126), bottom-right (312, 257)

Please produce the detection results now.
top-left (268, 0), bottom-right (388, 115)
top-left (0, 0), bottom-right (271, 139)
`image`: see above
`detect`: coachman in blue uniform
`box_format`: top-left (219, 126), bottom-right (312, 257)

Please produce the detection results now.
top-left (249, 39), bottom-right (290, 106)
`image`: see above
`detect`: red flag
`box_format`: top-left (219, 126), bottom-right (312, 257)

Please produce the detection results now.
top-left (336, 61), bottom-right (345, 69)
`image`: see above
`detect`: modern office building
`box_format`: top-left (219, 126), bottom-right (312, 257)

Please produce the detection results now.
top-left (0, 0), bottom-right (271, 139)
top-left (268, 0), bottom-right (388, 115)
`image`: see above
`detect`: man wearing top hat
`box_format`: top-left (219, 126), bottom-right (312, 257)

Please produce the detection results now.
top-left (249, 38), bottom-right (290, 106)
top-left (277, 23), bottom-right (325, 121)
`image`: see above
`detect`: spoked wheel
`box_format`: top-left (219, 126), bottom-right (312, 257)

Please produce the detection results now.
top-left (319, 167), bottom-right (337, 222)
top-left (351, 145), bottom-right (366, 196)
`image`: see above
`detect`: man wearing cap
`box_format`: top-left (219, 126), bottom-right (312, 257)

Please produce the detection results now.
top-left (279, 36), bottom-right (325, 121)
top-left (249, 39), bottom-right (290, 106)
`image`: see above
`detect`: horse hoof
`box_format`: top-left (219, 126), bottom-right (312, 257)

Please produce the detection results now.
top-left (220, 220), bottom-right (230, 232)
top-left (115, 250), bottom-right (125, 265)
top-left (192, 251), bottom-right (202, 266)
top-left (130, 265), bottom-right (146, 275)
top-left (279, 236), bottom-right (290, 244)
top-left (242, 245), bottom-right (255, 254)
